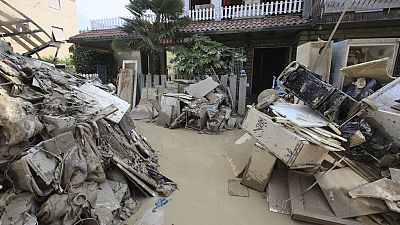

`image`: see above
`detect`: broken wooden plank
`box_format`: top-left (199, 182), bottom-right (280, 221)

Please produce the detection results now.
top-left (114, 162), bottom-right (156, 197)
top-left (76, 83), bottom-right (130, 124)
top-left (312, 127), bottom-right (347, 142)
top-left (267, 169), bottom-right (291, 215)
top-left (315, 167), bottom-right (388, 218)
top-left (288, 171), bottom-right (362, 225)
top-left (184, 77), bottom-right (219, 98)
top-left (170, 111), bottom-right (186, 129)
top-left (112, 156), bottom-right (158, 189)
top-left (291, 126), bottom-right (345, 151)
top-left (348, 178), bottom-right (400, 202)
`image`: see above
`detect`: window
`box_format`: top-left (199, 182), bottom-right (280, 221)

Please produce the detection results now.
top-left (51, 26), bottom-right (67, 42)
top-left (49, 0), bottom-right (61, 10)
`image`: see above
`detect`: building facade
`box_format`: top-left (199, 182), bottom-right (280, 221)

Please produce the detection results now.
top-left (68, 0), bottom-right (400, 100)
top-left (3, 0), bottom-right (78, 58)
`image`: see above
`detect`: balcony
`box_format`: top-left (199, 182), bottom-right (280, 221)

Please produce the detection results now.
top-left (89, 0), bottom-right (304, 30)
top-left (186, 0), bottom-right (303, 21)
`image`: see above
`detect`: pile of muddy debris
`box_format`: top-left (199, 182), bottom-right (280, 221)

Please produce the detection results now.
top-left (0, 42), bottom-right (176, 225)
top-left (133, 76), bottom-right (240, 134)
top-left (227, 61), bottom-right (400, 225)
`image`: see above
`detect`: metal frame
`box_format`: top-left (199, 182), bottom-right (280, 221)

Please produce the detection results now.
top-left (0, 0), bottom-right (59, 57)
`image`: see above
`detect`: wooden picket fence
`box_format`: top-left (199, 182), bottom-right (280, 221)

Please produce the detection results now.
top-left (188, 0), bottom-right (303, 21)
top-left (137, 74), bottom-right (247, 116)
top-left (90, 1), bottom-right (303, 30)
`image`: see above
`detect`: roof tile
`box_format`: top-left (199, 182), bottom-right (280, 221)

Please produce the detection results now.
top-left (181, 16), bottom-right (310, 33)
top-left (69, 16), bottom-right (310, 42)
top-left (69, 29), bottom-right (129, 41)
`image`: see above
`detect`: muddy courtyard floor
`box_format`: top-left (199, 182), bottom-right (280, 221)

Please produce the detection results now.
top-left (126, 122), bottom-right (307, 225)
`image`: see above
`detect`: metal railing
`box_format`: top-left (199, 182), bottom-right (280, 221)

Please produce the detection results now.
top-left (90, 12), bottom-right (156, 30)
top-left (89, 0), bottom-right (303, 30)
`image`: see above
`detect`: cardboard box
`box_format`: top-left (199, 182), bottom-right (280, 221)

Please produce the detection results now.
top-left (241, 144), bottom-right (276, 192)
top-left (242, 107), bottom-right (327, 168)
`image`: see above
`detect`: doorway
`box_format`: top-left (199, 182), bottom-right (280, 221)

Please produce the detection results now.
top-left (252, 47), bottom-right (291, 98)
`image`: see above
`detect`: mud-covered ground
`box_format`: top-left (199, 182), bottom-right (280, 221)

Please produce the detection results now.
top-left (127, 122), bottom-right (308, 225)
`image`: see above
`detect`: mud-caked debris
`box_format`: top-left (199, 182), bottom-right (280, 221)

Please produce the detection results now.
top-left (0, 40), bottom-right (176, 225)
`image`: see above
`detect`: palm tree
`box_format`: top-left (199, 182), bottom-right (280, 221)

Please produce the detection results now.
top-left (121, 0), bottom-right (189, 75)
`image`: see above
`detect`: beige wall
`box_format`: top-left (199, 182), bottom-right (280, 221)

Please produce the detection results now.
top-left (5, 0), bottom-right (78, 58)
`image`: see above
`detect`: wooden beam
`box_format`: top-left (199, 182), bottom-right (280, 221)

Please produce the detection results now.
top-left (0, 0), bottom-right (52, 39)
top-left (0, 19), bottom-right (29, 26)
top-left (0, 27), bottom-right (32, 51)
top-left (0, 28), bottom-right (41, 37)
top-left (2, 25), bottom-right (40, 48)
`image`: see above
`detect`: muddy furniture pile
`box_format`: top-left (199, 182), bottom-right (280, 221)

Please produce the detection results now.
top-left (227, 62), bottom-right (400, 225)
top-left (0, 45), bottom-right (176, 225)
top-left (155, 76), bottom-right (240, 133)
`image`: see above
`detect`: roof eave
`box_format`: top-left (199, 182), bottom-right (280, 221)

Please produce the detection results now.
top-left (68, 35), bottom-right (140, 44)
top-left (182, 22), bottom-right (312, 35)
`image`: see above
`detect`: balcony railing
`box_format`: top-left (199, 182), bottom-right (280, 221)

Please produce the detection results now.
top-left (187, 0), bottom-right (303, 21)
top-left (90, 13), bottom-right (156, 30)
top-left (90, 0), bottom-right (303, 30)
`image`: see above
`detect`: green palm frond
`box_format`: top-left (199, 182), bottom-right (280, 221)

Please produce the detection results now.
top-left (122, 0), bottom-right (189, 54)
